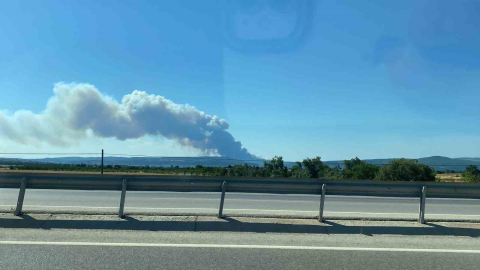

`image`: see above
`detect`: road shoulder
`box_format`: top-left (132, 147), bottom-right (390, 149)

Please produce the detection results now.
top-left (1, 213), bottom-right (480, 237)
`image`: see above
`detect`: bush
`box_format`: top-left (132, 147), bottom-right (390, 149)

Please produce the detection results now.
top-left (342, 157), bottom-right (379, 180)
top-left (324, 165), bottom-right (342, 179)
top-left (463, 173), bottom-right (480, 183)
top-left (290, 157), bottom-right (331, 179)
top-left (263, 156), bottom-right (288, 178)
top-left (375, 159), bottom-right (436, 182)
top-left (463, 165), bottom-right (479, 176)
top-left (462, 165), bottom-right (480, 183)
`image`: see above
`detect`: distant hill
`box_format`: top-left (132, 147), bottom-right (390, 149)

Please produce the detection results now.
top-left (28, 156), bottom-right (263, 167)
top-left (0, 158), bottom-right (49, 166)
top-left (418, 156), bottom-right (477, 166)
top-left (455, 157), bottom-right (480, 162)
top-left (323, 158), bottom-right (394, 168)
top-left (1, 155), bottom-right (479, 172)
top-left (324, 156), bottom-right (480, 172)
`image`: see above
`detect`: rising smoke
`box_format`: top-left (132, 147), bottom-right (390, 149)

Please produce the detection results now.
top-left (0, 83), bottom-right (256, 160)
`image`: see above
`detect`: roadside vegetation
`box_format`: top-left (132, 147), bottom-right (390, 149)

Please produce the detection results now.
top-left (462, 165), bottom-right (480, 183)
top-left (7, 156), bottom-right (466, 182)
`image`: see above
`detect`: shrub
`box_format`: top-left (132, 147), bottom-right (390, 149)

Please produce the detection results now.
top-left (342, 157), bottom-right (379, 180)
top-left (290, 157), bottom-right (331, 179)
top-left (375, 159), bottom-right (436, 182)
top-left (462, 165), bottom-right (480, 183)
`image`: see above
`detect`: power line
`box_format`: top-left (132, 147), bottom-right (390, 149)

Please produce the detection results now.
top-left (0, 152), bottom-right (147, 157)
top-left (0, 153), bottom-right (100, 155)
top-left (103, 154), bottom-right (149, 157)
top-left (0, 153), bottom-right (264, 160)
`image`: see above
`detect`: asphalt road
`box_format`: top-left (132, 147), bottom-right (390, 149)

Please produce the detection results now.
top-left (1, 189), bottom-right (480, 220)
top-left (2, 227), bottom-right (480, 270)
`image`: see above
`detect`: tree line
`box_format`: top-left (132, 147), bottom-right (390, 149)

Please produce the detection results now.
top-left (213, 156), bottom-right (439, 182)
top-left (10, 156), bottom-right (473, 182)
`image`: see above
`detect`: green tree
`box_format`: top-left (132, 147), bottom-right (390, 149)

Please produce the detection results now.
top-left (464, 165), bottom-right (479, 175)
top-left (302, 157), bottom-right (327, 178)
top-left (443, 169), bottom-right (455, 174)
top-left (325, 165), bottom-right (342, 179)
top-left (375, 159), bottom-right (436, 182)
top-left (290, 162), bottom-right (304, 178)
top-left (342, 157), bottom-right (379, 180)
top-left (263, 156), bottom-right (288, 177)
top-left (290, 157), bottom-right (331, 179)
top-left (462, 165), bottom-right (480, 183)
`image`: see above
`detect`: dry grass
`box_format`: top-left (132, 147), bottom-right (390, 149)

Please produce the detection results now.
top-left (436, 173), bottom-right (464, 182)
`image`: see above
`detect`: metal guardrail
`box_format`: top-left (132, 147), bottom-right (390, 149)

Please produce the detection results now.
top-left (1, 171), bottom-right (480, 223)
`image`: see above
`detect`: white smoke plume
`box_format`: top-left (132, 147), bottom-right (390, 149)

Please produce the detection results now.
top-left (0, 83), bottom-right (256, 160)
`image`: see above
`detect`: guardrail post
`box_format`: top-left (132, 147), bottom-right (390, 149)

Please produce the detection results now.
top-left (418, 186), bottom-right (426, 224)
top-left (319, 184), bottom-right (326, 222)
top-left (14, 177), bottom-right (27, 216)
top-left (218, 181), bottom-right (227, 218)
top-left (101, 149), bottom-right (104, 175)
top-left (118, 179), bottom-right (127, 218)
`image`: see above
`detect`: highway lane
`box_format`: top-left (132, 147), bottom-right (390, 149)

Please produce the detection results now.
top-left (3, 244), bottom-right (479, 270)
top-left (2, 228), bottom-right (480, 270)
top-left (1, 189), bottom-right (479, 219)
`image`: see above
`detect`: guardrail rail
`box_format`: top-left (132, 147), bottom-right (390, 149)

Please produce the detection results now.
top-left (1, 171), bottom-right (480, 224)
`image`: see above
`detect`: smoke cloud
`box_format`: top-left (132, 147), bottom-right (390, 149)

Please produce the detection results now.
top-left (0, 83), bottom-right (256, 160)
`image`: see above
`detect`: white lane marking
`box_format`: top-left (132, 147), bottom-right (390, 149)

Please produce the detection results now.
top-left (1, 241), bottom-right (480, 253)
top-left (1, 205), bottom-right (480, 217)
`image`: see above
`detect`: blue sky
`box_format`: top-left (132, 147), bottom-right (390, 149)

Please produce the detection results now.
top-left (1, 0), bottom-right (479, 161)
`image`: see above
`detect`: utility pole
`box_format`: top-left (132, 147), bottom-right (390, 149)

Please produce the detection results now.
top-left (101, 149), bottom-right (104, 175)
